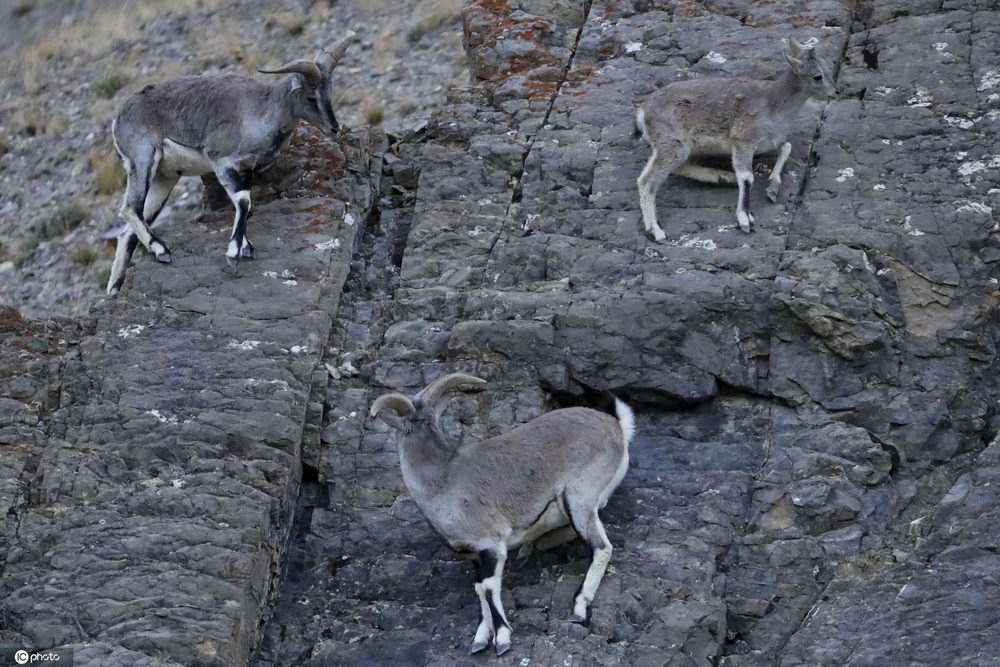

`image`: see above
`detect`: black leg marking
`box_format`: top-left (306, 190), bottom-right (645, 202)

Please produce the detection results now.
top-left (150, 232), bottom-right (172, 263)
top-left (218, 166), bottom-right (253, 266)
top-left (739, 179), bottom-right (751, 216)
top-left (477, 549), bottom-right (498, 582)
top-left (487, 595), bottom-right (507, 631)
top-left (477, 548), bottom-right (510, 631)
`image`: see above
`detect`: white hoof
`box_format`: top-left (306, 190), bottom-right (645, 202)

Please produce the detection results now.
top-left (737, 210), bottom-right (754, 233)
top-left (572, 597), bottom-right (589, 621)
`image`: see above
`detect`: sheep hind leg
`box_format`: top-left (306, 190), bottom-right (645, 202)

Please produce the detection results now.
top-left (107, 231), bottom-right (139, 296)
top-left (121, 147), bottom-right (172, 262)
top-left (674, 161), bottom-right (737, 185)
top-left (637, 140), bottom-right (689, 242)
top-left (766, 141), bottom-right (792, 203)
top-left (565, 495), bottom-right (613, 624)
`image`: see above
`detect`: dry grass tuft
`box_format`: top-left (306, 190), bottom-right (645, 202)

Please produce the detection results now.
top-left (71, 244), bottom-right (103, 267)
top-left (95, 265), bottom-right (111, 288)
top-left (267, 11), bottom-right (305, 36)
top-left (89, 151), bottom-right (125, 195)
top-left (14, 106), bottom-right (50, 136)
top-left (0, 132), bottom-right (9, 156)
top-left (396, 98), bottom-right (418, 116)
top-left (18, 0), bottom-right (235, 93)
top-left (94, 71), bottom-right (130, 99)
top-left (364, 101), bottom-right (385, 126)
top-left (11, 0), bottom-right (35, 17)
top-left (33, 200), bottom-right (89, 245)
top-left (407, 0), bottom-right (463, 43)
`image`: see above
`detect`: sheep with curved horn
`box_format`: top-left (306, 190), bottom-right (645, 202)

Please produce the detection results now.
top-left (105, 31), bottom-right (356, 296)
top-left (370, 373), bottom-right (635, 655)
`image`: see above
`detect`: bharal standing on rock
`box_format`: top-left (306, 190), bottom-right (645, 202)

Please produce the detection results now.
top-left (104, 32), bottom-right (355, 296)
top-left (370, 374), bottom-right (634, 656)
top-left (636, 37), bottom-right (837, 240)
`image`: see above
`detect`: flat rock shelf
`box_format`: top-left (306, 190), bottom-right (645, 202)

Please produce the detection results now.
top-left (0, 126), bottom-right (385, 666)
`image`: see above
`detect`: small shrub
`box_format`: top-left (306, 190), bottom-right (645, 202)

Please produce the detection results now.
top-left (407, 0), bottom-right (462, 44)
top-left (94, 71), bottom-right (129, 99)
top-left (72, 244), bottom-right (101, 266)
top-left (89, 151), bottom-right (125, 195)
top-left (396, 98), bottom-right (418, 116)
top-left (406, 25), bottom-right (427, 45)
top-left (95, 265), bottom-right (111, 288)
top-left (12, 0), bottom-right (35, 17)
top-left (364, 102), bottom-right (385, 126)
top-left (37, 200), bottom-right (89, 240)
top-left (267, 11), bottom-right (305, 36)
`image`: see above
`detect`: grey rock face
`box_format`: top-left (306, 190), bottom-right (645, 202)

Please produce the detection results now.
top-left (3, 0), bottom-right (999, 665)
top-left (257, 0), bottom-right (1000, 665)
top-left (0, 127), bottom-right (384, 665)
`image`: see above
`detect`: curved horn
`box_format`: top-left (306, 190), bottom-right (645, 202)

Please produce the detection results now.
top-left (370, 392), bottom-right (415, 418)
top-left (316, 31), bottom-right (357, 73)
top-left (788, 37), bottom-right (806, 56)
top-left (415, 373), bottom-right (487, 407)
top-left (257, 59), bottom-right (322, 85)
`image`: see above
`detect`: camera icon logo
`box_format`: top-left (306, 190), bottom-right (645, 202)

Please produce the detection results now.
top-left (14, 651), bottom-right (29, 665)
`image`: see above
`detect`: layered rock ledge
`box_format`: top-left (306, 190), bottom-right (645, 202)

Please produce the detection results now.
top-left (0, 127), bottom-right (384, 666)
top-left (256, 0), bottom-right (1000, 665)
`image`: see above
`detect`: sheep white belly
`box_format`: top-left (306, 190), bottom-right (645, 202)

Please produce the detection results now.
top-left (160, 138), bottom-right (213, 177)
top-left (691, 134), bottom-right (734, 156)
top-left (507, 499), bottom-right (569, 548)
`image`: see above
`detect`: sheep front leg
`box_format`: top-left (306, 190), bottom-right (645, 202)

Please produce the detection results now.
top-left (120, 148), bottom-right (173, 262)
top-left (766, 141), bottom-right (792, 203)
top-left (732, 144), bottom-right (756, 233)
top-left (213, 164), bottom-right (254, 266)
top-left (107, 231), bottom-right (139, 296)
top-left (471, 547), bottom-right (512, 655)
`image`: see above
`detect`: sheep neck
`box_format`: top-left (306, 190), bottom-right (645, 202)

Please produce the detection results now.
top-left (770, 69), bottom-right (810, 114)
top-left (398, 422), bottom-right (455, 498)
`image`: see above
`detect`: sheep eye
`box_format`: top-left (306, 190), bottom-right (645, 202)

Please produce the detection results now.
top-left (306, 95), bottom-right (318, 103)
top-left (813, 75), bottom-right (823, 82)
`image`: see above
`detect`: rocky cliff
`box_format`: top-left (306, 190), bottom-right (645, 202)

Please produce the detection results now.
top-left (3, 0), bottom-right (1000, 665)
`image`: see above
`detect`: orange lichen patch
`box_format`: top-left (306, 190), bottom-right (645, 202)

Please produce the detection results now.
top-left (299, 203), bottom-right (331, 214)
top-left (673, 1), bottom-right (711, 18)
top-left (522, 80), bottom-right (557, 92)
